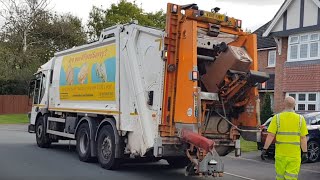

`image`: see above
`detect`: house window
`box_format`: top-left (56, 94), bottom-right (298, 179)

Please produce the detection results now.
top-left (268, 50), bottom-right (276, 67)
top-left (288, 93), bottom-right (296, 99)
top-left (286, 92), bottom-right (318, 111)
top-left (288, 32), bottom-right (320, 61)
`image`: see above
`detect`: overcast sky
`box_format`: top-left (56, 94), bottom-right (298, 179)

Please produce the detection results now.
top-left (1, 0), bottom-right (285, 31)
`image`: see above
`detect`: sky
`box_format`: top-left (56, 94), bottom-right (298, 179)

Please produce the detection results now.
top-left (1, 0), bottom-right (286, 31)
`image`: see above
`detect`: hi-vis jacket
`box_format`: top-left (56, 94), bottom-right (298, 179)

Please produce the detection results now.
top-left (267, 111), bottom-right (309, 158)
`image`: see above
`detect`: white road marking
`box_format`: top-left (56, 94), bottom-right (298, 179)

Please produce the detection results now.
top-left (226, 155), bottom-right (320, 174)
top-left (226, 155), bottom-right (273, 164)
top-left (224, 172), bottom-right (257, 180)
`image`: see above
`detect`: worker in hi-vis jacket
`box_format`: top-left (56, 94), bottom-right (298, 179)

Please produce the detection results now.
top-left (261, 96), bottom-right (308, 180)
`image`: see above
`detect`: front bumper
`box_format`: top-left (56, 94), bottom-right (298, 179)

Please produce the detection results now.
top-left (28, 124), bottom-right (35, 133)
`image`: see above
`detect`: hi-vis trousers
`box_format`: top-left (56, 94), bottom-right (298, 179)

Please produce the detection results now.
top-left (275, 155), bottom-right (301, 180)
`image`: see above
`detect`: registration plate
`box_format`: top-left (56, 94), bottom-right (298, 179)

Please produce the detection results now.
top-left (203, 12), bottom-right (226, 22)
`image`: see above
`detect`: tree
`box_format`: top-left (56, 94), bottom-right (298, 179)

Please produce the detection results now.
top-left (87, 0), bottom-right (166, 40)
top-left (260, 93), bottom-right (273, 124)
top-left (0, 0), bottom-right (50, 53)
top-left (0, 8), bottom-right (87, 94)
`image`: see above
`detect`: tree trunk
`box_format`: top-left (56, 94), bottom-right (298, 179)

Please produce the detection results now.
top-left (23, 30), bottom-right (27, 53)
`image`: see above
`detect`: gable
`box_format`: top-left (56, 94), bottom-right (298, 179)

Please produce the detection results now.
top-left (263, 0), bottom-right (320, 37)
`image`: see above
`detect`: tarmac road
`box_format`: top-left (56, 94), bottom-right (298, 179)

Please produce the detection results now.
top-left (0, 124), bottom-right (319, 180)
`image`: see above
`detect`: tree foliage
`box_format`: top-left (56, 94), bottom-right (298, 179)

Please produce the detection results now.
top-left (0, 0), bottom-right (87, 94)
top-left (0, 0), bottom-right (166, 95)
top-left (87, 0), bottom-right (166, 40)
top-left (260, 93), bottom-right (273, 124)
top-left (0, 0), bottom-right (50, 53)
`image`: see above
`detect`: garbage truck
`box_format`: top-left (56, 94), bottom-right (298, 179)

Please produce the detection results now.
top-left (28, 3), bottom-right (269, 177)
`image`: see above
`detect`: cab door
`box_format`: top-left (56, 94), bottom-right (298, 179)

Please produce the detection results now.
top-left (29, 72), bottom-right (47, 125)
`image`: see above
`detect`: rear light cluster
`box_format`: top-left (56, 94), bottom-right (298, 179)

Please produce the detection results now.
top-left (192, 71), bottom-right (199, 81)
top-left (236, 19), bottom-right (242, 28)
top-left (171, 4), bottom-right (178, 13)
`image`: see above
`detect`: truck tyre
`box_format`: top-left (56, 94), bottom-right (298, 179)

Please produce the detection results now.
top-left (167, 157), bottom-right (190, 168)
top-left (76, 123), bottom-right (92, 162)
top-left (35, 116), bottom-right (51, 148)
top-left (97, 125), bottom-right (120, 170)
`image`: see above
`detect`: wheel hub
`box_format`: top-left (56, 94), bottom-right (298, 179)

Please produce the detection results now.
top-left (79, 132), bottom-right (89, 154)
top-left (308, 142), bottom-right (319, 161)
top-left (37, 124), bottom-right (43, 138)
top-left (101, 136), bottom-right (112, 161)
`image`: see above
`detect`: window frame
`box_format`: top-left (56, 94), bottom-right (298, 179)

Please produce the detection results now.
top-left (287, 92), bottom-right (318, 111)
top-left (267, 50), bottom-right (276, 67)
top-left (287, 32), bottom-right (320, 62)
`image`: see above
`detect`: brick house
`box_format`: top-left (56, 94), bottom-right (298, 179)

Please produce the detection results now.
top-left (258, 0), bottom-right (320, 113)
top-left (254, 22), bottom-right (277, 110)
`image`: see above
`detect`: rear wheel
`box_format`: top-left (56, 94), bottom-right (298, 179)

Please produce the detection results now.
top-left (76, 123), bottom-right (92, 162)
top-left (308, 140), bottom-right (320, 163)
top-left (35, 116), bottom-right (51, 148)
top-left (97, 125), bottom-right (120, 170)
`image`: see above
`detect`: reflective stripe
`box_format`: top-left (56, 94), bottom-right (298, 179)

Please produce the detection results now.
top-left (276, 141), bottom-right (300, 146)
top-left (285, 172), bottom-right (298, 178)
top-left (276, 114), bottom-right (280, 130)
top-left (277, 132), bottom-right (301, 136)
top-left (276, 174), bottom-right (285, 179)
top-left (299, 115), bottom-right (302, 132)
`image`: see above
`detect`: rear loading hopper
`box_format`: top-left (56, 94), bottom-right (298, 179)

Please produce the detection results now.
top-left (160, 3), bottom-right (269, 176)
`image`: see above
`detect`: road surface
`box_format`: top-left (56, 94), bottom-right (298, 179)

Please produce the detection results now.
top-left (0, 125), bottom-right (319, 180)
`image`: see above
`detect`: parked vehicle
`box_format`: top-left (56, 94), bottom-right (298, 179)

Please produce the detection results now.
top-left (258, 112), bottom-right (320, 163)
top-left (257, 117), bottom-right (274, 155)
top-left (27, 3), bottom-right (269, 177)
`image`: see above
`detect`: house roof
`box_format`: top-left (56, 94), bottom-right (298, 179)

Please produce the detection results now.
top-left (253, 21), bottom-right (277, 49)
top-left (262, 0), bottom-right (320, 37)
top-left (263, 0), bottom-right (292, 37)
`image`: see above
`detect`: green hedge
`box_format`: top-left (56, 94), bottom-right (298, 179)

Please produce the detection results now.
top-left (0, 80), bottom-right (28, 95)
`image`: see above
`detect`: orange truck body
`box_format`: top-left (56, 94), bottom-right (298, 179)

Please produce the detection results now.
top-left (160, 3), bottom-right (266, 140)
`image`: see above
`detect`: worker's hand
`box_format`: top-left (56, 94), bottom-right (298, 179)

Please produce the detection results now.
top-left (301, 152), bottom-right (308, 163)
top-left (261, 149), bottom-right (268, 160)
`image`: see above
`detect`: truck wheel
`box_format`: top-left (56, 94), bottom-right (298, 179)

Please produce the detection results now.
top-left (76, 123), bottom-right (92, 162)
top-left (97, 125), bottom-right (119, 170)
top-left (167, 157), bottom-right (190, 168)
top-left (308, 140), bottom-right (320, 163)
top-left (35, 116), bottom-right (51, 148)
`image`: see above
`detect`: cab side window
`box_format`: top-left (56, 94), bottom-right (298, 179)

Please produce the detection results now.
top-left (29, 73), bottom-right (46, 105)
top-left (33, 78), bottom-right (41, 104)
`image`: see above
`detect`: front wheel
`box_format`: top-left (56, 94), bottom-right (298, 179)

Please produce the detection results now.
top-left (308, 140), bottom-right (320, 163)
top-left (97, 125), bottom-right (120, 170)
top-left (35, 116), bottom-right (51, 148)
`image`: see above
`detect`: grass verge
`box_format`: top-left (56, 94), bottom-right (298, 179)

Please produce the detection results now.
top-left (241, 137), bottom-right (258, 152)
top-left (0, 114), bottom-right (29, 124)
